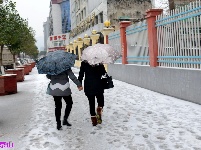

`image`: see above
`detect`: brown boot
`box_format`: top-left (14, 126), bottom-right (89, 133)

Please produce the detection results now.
top-left (96, 107), bottom-right (103, 124)
top-left (91, 116), bottom-right (97, 126)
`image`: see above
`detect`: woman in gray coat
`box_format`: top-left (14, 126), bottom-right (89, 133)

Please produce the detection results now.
top-left (47, 69), bottom-right (83, 130)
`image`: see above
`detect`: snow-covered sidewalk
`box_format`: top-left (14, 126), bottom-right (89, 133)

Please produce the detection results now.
top-left (1, 67), bottom-right (201, 150)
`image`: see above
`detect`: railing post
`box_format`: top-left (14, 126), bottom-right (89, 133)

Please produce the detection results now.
top-left (102, 27), bottom-right (114, 44)
top-left (146, 9), bottom-right (163, 67)
top-left (120, 21), bottom-right (131, 64)
top-left (90, 30), bottom-right (100, 46)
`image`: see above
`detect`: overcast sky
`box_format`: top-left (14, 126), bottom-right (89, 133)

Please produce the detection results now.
top-left (13, 0), bottom-right (50, 50)
top-left (14, 0), bottom-right (50, 37)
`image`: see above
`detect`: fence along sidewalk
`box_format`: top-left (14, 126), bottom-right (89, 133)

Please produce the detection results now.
top-left (108, 0), bottom-right (201, 70)
top-left (156, 0), bottom-right (201, 69)
top-left (126, 20), bottom-right (149, 65)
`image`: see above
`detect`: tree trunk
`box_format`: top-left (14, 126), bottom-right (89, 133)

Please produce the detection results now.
top-left (13, 54), bottom-right (16, 63)
top-left (0, 45), bottom-right (4, 66)
top-left (168, 0), bottom-right (175, 10)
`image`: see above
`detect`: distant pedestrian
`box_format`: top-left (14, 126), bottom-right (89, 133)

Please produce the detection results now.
top-left (46, 69), bottom-right (83, 130)
top-left (78, 61), bottom-right (107, 126)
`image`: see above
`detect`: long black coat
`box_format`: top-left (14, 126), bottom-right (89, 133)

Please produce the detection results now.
top-left (78, 61), bottom-right (106, 95)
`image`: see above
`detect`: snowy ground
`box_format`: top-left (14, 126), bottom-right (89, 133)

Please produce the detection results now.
top-left (1, 67), bottom-right (201, 150)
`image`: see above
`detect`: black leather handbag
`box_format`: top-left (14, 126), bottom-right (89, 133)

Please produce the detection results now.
top-left (101, 74), bottom-right (114, 89)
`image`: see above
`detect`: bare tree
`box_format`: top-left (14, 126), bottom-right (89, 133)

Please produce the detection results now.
top-left (168, 0), bottom-right (175, 10)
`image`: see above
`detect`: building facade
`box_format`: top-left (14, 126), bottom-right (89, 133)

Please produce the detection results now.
top-left (46, 0), bottom-right (154, 51)
top-left (47, 33), bottom-right (70, 52)
top-left (46, 0), bottom-right (71, 52)
top-left (69, 0), bottom-right (152, 41)
top-left (49, 0), bottom-right (62, 35)
top-left (107, 0), bottom-right (152, 28)
top-left (49, 0), bottom-right (71, 36)
top-left (2, 46), bottom-right (14, 65)
top-left (61, 0), bottom-right (71, 33)
top-left (69, 0), bottom-right (107, 39)
top-left (43, 17), bottom-right (50, 51)
top-left (174, 0), bottom-right (196, 7)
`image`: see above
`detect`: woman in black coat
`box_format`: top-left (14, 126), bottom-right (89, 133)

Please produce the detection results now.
top-left (78, 61), bottom-right (106, 126)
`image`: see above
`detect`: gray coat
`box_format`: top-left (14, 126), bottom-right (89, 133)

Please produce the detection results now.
top-left (46, 69), bottom-right (82, 96)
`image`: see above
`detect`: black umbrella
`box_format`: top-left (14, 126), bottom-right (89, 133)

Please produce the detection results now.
top-left (37, 50), bottom-right (77, 75)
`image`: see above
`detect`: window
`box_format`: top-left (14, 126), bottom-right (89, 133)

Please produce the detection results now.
top-left (78, 0), bottom-right (80, 10)
top-left (53, 41), bottom-right (64, 47)
top-left (99, 12), bottom-right (103, 23)
top-left (81, 10), bottom-right (83, 20)
top-left (75, 1), bottom-right (78, 12)
top-left (54, 41), bottom-right (58, 47)
top-left (95, 15), bottom-right (98, 24)
top-left (76, 16), bottom-right (78, 24)
top-left (83, 7), bottom-right (86, 18)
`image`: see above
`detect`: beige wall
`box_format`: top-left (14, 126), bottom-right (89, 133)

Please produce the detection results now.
top-left (2, 47), bottom-right (14, 65)
top-left (107, 0), bottom-right (152, 29)
top-left (174, 0), bottom-right (196, 6)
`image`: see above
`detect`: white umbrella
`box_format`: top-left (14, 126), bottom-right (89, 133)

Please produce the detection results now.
top-left (81, 43), bottom-right (121, 65)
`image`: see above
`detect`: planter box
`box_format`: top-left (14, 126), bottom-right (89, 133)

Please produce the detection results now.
top-left (24, 64), bottom-right (32, 72)
top-left (30, 62), bottom-right (36, 68)
top-left (16, 66), bottom-right (29, 75)
top-left (5, 68), bottom-right (24, 82)
top-left (0, 74), bottom-right (17, 96)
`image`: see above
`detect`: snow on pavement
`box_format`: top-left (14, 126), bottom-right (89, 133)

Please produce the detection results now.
top-left (2, 67), bottom-right (201, 150)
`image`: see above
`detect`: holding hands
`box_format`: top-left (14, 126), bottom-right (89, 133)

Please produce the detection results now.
top-left (78, 86), bottom-right (83, 91)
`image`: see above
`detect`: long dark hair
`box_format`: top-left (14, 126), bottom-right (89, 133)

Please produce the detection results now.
top-left (96, 32), bottom-right (104, 44)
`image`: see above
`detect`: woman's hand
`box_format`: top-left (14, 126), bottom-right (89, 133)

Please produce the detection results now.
top-left (78, 86), bottom-right (83, 91)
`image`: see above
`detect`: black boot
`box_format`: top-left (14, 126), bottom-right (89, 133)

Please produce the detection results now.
top-left (57, 121), bottom-right (62, 130)
top-left (63, 119), bottom-right (72, 126)
top-left (57, 125), bottom-right (62, 130)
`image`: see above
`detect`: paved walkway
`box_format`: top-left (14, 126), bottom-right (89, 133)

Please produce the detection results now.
top-left (0, 67), bottom-right (201, 150)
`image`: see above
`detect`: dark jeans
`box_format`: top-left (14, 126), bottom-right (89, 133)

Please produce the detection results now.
top-left (53, 95), bottom-right (73, 125)
top-left (86, 93), bottom-right (104, 116)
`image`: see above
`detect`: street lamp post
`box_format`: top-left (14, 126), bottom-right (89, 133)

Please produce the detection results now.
top-left (73, 40), bottom-right (78, 55)
top-left (83, 34), bottom-right (90, 46)
top-left (102, 20), bottom-right (115, 44)
top-left (76, 37), bottom-right (83, 61)
top-left (69, 42), bottom-right (74, 53)
top-left (66, 45), bottom-right (70, 52)
top-left (90, 30), bottom-right (100, 46)
top-left (73, 40), bottom-right (77, 49)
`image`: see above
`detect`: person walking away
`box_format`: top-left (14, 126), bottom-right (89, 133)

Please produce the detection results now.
top-left (46, 69), bottom-right (83, 130)
top-left (78, 61), bottom-right (106, 126)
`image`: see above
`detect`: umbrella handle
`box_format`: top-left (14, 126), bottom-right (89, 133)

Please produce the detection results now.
top-left (103, 73), bottom-right (109, 77)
